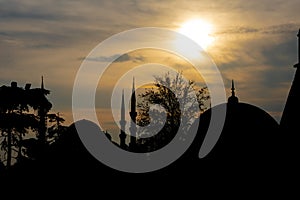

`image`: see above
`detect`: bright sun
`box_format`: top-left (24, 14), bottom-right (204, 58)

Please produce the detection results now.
top-left (179, 19), bottom-right (215, 49)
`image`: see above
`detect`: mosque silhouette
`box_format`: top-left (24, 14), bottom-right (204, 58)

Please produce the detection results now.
top-left (111, 29), bottom-right (300, 159)
top-left (1, 29), bottom-right (299, 183)
top-left (54, 29), bottom-right (299, 178)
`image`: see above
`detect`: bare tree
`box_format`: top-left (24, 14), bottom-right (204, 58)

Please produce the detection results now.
top-left (136, 71), bottom-right (209, 152)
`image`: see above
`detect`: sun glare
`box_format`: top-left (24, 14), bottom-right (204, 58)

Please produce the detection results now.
top-left (179, 19), bottom-right (215, 49)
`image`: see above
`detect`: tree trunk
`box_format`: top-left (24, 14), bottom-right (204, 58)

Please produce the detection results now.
top-left (17, 133), bottom-right (23, 162)
top-left (7, 131), bottom-right (11, 169)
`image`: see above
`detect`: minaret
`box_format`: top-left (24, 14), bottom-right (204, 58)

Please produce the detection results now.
top-left (119, 90), bottom-right (127, 149)
top-left (228, 80), bottom-right (239, 105)
top-left (280, 29), bottom-right (300, 134)
top-left (129, 77), bottom-right (137, 150)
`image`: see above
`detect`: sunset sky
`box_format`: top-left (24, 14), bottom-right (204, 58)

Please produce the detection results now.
top-left (1, 0), bottom-right (300, 140)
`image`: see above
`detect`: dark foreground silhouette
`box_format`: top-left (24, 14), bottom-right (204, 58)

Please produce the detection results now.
top-left (0, 113), bottom-right (293, 181)
top-left (1, 29), bottom-right (300, 196)
top-left (0, 102), bottom-right (298, 197)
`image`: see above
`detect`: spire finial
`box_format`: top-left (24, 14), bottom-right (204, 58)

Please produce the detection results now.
top-left (132, 77), bottom-right (135, 92)
top-left (121, 89), bottom-right (125, 120)
top-left (130, 77), bottom-right (136, 114)
top-left (129, 77), bottom-right (137, 150)
top-left (231, 79), bottom-right (235, 97)
top-left (41, 76), bottom-right (44, 89)
top-left (119, 89), bottom-right (127, 149)
top-left (228, 79), bottom-right (238, 105)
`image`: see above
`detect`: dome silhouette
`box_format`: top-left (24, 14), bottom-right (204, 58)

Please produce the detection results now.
top-left (182, 81), bottom-right (280, 169)
top-left (200, 102), bottom-right (278, 157)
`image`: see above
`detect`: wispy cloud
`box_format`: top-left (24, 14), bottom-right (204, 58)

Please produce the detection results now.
top-left (262, 23), bottom-right (300, 34)
top-left (216, 26), bottom-right (259, 35)
top-left (82, 54), bottom-right (146, 63)
top-left (215, 23), bottom-right (299, 36)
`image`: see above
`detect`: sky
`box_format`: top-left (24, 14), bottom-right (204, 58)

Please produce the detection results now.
top-left (1, 0), bottom-right (300, 141)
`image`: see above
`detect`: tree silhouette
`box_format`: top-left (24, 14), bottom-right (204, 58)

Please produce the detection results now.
top-left (0, 82), bottom-right (53, 168)
top-left (47, 112), bottom-right (67, 144)
top-left (136, 72), bottom-right (209, 152)
top-left (26, 87), bottom-right (52, 144)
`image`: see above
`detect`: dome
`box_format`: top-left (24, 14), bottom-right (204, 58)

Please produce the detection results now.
top-left (187, 102), bottom-right (280, 164)
top-left (180, 80), bottom-right (280, 169)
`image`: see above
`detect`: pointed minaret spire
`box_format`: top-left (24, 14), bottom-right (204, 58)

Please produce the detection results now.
top-left (280, 29), bottom-right (300, 165)
top-left (130, 77), bottom-right (136, 115)
top-left (121, 89), bottom-right (125, 121)
top-left (231, 79), bottom-right (236, 97)
top-left (132, 77), bottom-right (135, 91)
top-left (41, 76), bottom-right (44, 90)
top-left (129, 77), bottom-right (137, 150)
top-left (281, 29), bottom-right (300, 135)
top-left (294, 29), bottom-right (300, 68)
top-left (119, 89), bottom-right (127, 149)
top-left (228, 79), bottom-right (239, 105)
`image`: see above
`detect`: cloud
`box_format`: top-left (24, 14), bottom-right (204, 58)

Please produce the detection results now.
top-left (261, 23), bottom-right (300, 35)
top-left (209, 22), bottom-right (299, 121)
top-left (0, 9), bottom-right (61, 20)
top-left (216, 26), bottom-right (259, 35)
top-left (215, 23), bottom-right (299, 36)
top-left (84, 54), bottom-right (146, 63)
top-left (261, 38), bottom-right (297, 68)
top-left (0, 0), bottom-right (68, 21)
